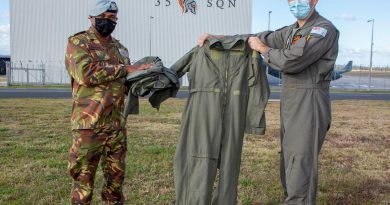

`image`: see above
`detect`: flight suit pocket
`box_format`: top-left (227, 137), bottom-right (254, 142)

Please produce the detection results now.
top-left (248, 65), bottom-right (257, 87)
top-left (188, 156), bottom-right (218, 201)
top-left (286, 155), bottom-right (295, 180)
top-left (290, 37), bottom-right (307, 57)
top-left (248, 51), bottom-right (262, 87)
top-left (286, 154), bottom-right (311, 196)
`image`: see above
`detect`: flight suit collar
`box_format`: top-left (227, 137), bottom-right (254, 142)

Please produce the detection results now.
top-left (207, 36), bottom-right (247, 51)
top-left (295, 10), bottom-right (320, 30)
top-left (287, 10), bottom-right (320, 47)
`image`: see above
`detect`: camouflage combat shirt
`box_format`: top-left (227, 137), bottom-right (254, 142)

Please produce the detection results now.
top-left (65, 27), bottom-right (131, 130)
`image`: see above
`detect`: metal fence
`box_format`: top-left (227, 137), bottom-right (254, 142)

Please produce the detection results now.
top-left (330, 66), bottom-right (390, 91)
top-left (5, 60), bottom-right (191, 87)
top-left (6, 61), bottom-right (70, 86)
top-left (4, 61), bottom-right (390, 90)
top-left (267, 65), bottom-right (390, 91)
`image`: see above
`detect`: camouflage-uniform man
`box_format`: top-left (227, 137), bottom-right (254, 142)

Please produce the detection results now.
top-left (65, 1), bottom-right (151, 204)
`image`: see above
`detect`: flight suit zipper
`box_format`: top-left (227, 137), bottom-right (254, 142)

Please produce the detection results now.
top-left (222, 51), bottom-right (229, 114)
top-left (220, 51), bottom-right (229, 160)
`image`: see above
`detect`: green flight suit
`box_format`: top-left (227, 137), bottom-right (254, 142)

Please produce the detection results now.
top-left (171, 36), bottom-right (270, 205)
top-left (256, 11), bottom-right (339, 204)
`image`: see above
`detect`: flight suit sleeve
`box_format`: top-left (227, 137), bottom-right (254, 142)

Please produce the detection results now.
top-left (262, 25), bottom-right (338, 74)
top-left (170, 46), bottom-right (200, 78)
top-left (65, 36), bottom-right (127, 86)
top-left (254, 26), bottom-right (289, 49)
top-left (245, 52), bottom-right (270, 135)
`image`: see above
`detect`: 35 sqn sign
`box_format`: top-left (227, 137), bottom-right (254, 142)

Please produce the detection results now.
top-left (155, 0), bottom-right (238, 15)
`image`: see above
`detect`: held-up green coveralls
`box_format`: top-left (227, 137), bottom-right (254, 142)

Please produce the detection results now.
top-left (171, 36), bottom-right (270, 205)
top-left (256, 11), bottom-right (339, 204)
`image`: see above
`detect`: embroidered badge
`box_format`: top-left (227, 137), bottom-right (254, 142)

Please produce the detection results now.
top-left (310, 27), bottom-right (328, 38)
top-left (292, 35), bottom-right (302, 45)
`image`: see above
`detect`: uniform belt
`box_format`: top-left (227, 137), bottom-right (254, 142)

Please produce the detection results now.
top-left (189, 88), bottom-right (221, 93)
top-left (284, 82), bottom-right (330, 89)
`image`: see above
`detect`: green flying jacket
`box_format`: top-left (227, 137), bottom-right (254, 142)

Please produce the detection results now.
top-left (172, 36), bottom-right (270, 204)
top-left (123, 56), bottom-right (180, 118)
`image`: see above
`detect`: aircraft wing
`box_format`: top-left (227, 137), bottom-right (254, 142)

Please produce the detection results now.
top-left (264, 61), bottom-right (353, 81)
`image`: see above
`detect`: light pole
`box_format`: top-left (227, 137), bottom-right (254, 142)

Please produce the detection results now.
top-left (267, 11), bottom-right (272, 77)
top-left (367, 19), bottom-right (374, 90)
top-left (268, 11), bottom-right (272, 31)
top-left (149, 16), bottom-right (154, 56)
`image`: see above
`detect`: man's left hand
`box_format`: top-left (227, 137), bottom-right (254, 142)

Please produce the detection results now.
top-left (126, 63), bottom-right (154, 73)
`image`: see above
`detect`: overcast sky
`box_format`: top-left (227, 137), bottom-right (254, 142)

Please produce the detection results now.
top-left (0, 0), bottom-right (389, 66)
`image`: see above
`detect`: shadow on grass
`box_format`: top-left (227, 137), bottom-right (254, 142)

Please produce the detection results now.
top-left (323, 176), bottom-right (390, 204)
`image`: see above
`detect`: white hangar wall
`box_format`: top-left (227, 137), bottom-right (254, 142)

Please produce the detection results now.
top-left (10, 0), bottom-right (252, 85)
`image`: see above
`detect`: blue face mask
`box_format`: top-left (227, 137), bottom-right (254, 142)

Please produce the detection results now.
top-left (289, 0), bottom-right (312, 20)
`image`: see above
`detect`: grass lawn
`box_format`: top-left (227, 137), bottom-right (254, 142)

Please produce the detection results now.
top-left (347, 70), bottom-right (390, 78)
top-left (0, 99), bottom-right (389, 204)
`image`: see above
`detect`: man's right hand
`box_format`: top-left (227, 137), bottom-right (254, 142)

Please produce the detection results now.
top-left (198, 33), bottom-right (226, 47)
top-left (126, 63), bottom-right (153, 73)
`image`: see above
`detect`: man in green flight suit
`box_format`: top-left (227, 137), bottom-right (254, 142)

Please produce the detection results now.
top-left (199, 0), bottom-right (339, 204)
top-left (65, 1), bottom-right (152, 204)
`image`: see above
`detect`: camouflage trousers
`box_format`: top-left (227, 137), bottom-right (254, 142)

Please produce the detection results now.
top-left (68, 128), bottom-right (127, 205)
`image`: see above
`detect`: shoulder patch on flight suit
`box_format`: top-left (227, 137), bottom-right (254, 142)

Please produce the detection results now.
top-left (310, 27), bottom-right (328, 38)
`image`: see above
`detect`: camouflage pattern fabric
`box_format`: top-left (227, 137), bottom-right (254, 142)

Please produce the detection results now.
top-left (68, 128), bottom-right (127, 205)
top-left (65, 27), bottom-right (131, 204)
top-left (65, 27), bottom-right (131, 130)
